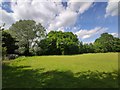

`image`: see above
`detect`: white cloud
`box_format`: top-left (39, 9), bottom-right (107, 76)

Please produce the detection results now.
top-left (109, 32), bottom-right (118, 37)
top-left (67, 0), bottom-right (93, 14)
top-left (82, 35), bottom-right (91, 39)
top-left (0, 9), bottom-right (15, 29)
top-left (83, 41), bottom-right (94, 44)
top-left (47, 1), bottom-right (94, 32)
top-left (107, 0), bottom-right (120, 2)
top-left (10, 0), bottom-right (65, 29)
top-left (105, 0), bottom-right (119, 17)
top-left (48, 10), bottom-right (77, 31)
top-left (1, 0), bottom-right (93, 31)
top-left (75, 27), bottom-right (108, 39)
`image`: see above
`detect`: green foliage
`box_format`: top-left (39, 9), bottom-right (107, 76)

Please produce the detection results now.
top-left (39, 32), bottom-right (120, 55)
top-left (2, 20), bottom-right (120, 56)
top-left (9, 20), bottom-right (46, 56)
top-left (1, 30), bottom-right (18, 60)
top-left (112, 37), bottom-right (120, 52)
top-left (39, 38), bottom-right (60, 55)
top-left (39, 31), bottom-right (79, 55)
top-left (94, 33), bottom-right (120, 52)
top-left (82, 43), bottom-right (94, 53)
top-left (78, 42), bottom-right (95, 54)
top-left (2, 47), bottom-right (7, 60)
top-left (2, 30), bottom-right (18, 54)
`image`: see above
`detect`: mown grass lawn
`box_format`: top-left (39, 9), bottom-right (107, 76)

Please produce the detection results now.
top-left (2, 53), bottom-right (119, 88)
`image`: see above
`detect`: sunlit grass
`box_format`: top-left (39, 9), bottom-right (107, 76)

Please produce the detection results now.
top-left (12, 53), bottom-right (118, 72)
top-left (3, 53), bottom-right (119, 88)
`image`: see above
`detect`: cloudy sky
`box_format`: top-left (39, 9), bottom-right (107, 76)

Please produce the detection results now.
top-left (0, 0), bottom-right (119, 43)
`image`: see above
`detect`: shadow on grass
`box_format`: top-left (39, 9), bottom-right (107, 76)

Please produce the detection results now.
top-left (2, 63), bottom-right (119, 88)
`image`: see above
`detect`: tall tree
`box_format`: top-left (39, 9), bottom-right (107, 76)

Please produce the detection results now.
top-left (39, 31), bottom-right (79, 55)
top-left (9, 20), bottom-right (46, 56)
top-left (94, 33), bottom-right (120, 52)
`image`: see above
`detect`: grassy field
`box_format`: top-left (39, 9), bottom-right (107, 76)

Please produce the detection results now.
top-left (2, 53), bottom-right (119, 88)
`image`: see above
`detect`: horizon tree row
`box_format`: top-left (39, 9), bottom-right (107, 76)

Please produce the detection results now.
top-left (1, 20), bottom-right (120, 59)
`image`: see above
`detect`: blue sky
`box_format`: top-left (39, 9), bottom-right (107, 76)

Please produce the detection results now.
top-left (1, 2), bottom-right (13, 12)
top-left (0, 0), bottom-right (119, 43)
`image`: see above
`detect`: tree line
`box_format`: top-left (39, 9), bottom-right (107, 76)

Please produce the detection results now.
top-left (1, 20), bottom-right (120, 59)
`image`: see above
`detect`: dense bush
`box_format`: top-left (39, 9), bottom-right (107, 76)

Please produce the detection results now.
top-left (2, 30), bottom-right (18, 60)
top-left (2, 30), bottom-right (18, 54)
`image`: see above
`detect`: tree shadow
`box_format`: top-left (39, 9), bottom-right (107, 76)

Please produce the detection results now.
top-left (2, 63), bottom-right (119, 88)
top-left (2, 64), bottom-right (45, 88)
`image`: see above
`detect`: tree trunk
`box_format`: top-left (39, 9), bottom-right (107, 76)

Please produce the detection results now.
top-left (24, 42), bottom-right (30, 56)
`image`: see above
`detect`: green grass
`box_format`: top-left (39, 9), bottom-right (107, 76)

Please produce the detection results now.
top-left (2, 53), bottom-right (119, 88)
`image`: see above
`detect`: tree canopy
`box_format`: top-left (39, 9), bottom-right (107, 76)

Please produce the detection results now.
top-left (2, 30), bottom-right (18, 54)
top-left (39, 31), bottom-right (79, 55)
top-left (1, 20), bottom-right (120, 58)
top-left (94, 33), bottom-right (120, 52)
top-left (9, 20), bottom-right (46, 56)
